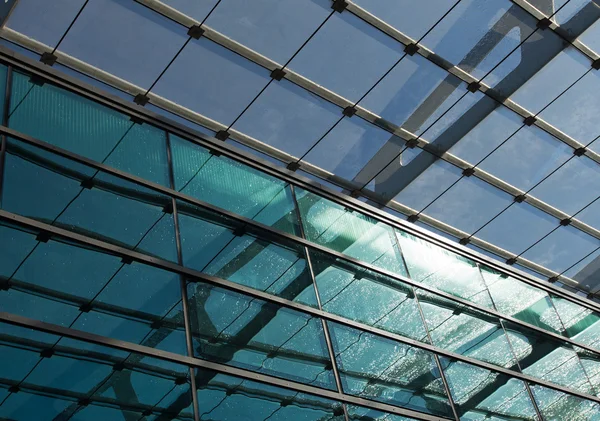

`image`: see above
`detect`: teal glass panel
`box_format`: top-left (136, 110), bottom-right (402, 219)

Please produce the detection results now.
top-left (310, 250), bottom-right (429, 342)
top-left (0, 224), bottom-right (186, 355)
top-left (187, 282), bottom-right (336, 390)
top-left (396, 230), bottom-right (494, 308)
top-left (0, 322), bottom-right (194, 420)
top-left (1, 139), bottom-right (177, 261)
top-left (480, 267), bottom-right (564, 334)
top-left (417, 291), bottom-right (517, 368)
top-left (504, 321), bottom-right (595, 395)
top-left (551, 295), bottom-right (600, 352)
top-left (327, 322), bottom-right (453, 418)
top-left (295, 188), bottom-right (407, 275)
top-left (531, 384), bottom-right (600, 421)
top-left (177, 202), bottom-right (317, 306)
top-left (8, 71), bottom-right (170, 186)
top-left (345, 405), bottom-right (419, 420)
top-left (195, 371), bottom-right (345, 421)
top-left (576, 346), bottom-right (600, 397)
top-left (170, 134), bottom-right (299, 234)
top-left (0, 65), bottom-right (6, 121)
top-left (440, 358), bottom-right (538, 421)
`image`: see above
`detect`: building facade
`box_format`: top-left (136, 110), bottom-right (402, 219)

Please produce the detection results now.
top-left (0, 51), bottom-right (599, 421)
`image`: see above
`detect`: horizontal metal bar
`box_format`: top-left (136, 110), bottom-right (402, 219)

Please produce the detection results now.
top-left (0, 311), bottom-right (450, 421)
top-left (0, 33), bottom-right (595, 312)
top-left (0, 209), bottom-right (599, 405)
top-left (2, 125), bottom-right (600, 353)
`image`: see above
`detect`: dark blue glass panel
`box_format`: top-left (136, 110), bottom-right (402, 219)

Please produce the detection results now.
top-left (187, 282), bottom-right (336, 390)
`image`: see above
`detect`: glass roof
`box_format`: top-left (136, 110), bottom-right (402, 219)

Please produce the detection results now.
top-left (3, 0), bottom-right (600, 297)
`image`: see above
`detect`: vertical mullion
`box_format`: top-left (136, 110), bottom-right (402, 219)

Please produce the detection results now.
top-left (392, 229), bottom-right (461, 421)
top-left (290, 184), bottom-right (350, 421)
top-left (478, 265), bottom-right (545, 421)
top-left (0, 65), bottom-right (13, 208)
top-left (166, 131), bottom-right (201, 421)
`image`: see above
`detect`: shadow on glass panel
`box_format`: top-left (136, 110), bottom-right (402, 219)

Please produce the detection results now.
top-left (0, 322), bottom-right (193, 420)
top-left (309, 250), bottom-right (429, 342)
top-left (550, 295), bottom-right (600, 354)
top-left (326, 321), bottom-right (453, 418)
top-left (186, 281), bottom-right (336, 390)
top-left (439, 357), bottom-right (538, 421)
top-left (177, 201), bottom-right (317, 307)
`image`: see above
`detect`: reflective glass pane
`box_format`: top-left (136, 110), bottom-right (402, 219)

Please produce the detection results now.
top-left (0, 322), bottom-right (193, 420)
top-left (195, 371), bottom-right (345, 421)
top-left (1, 139), bottom-right (177, 261)
top-left (481, 267), bottom-right (564, 334)
top-left (417, 291), bottom-right (517, 368)
top-left (327, 322), bottom-right (453, 417)
top-left (396, 230), bottom-right (494, 308)
top-left (170, 135), bottom-right (300, 235)
top-left (231, 78), bottom-right (341, 158)
top-left (288, 11), bottom-right (403, 102)
top-left (177, 202), bottom-right (317, 307)
top-left (159, 0), bottom-right (218, 21)
top-left (440, 358), bottom-right (538, 421)
top-left (204, 0), bottom-right (331, 64)
top-left (58, 0), bottom-right (188, 89)
top-left (295, 188), bottom-right (407, 275)
top-left (346, 405), bottom-right (419, 420)
top-left (152, 37), bottom-right (270, 125)
top-left (187, 282), bottom-right (336, 390)
top-left (531, 384), bottom-right (600, 421)
top-left (576, 346), bottom-right (600, 397)
top-left (504, 322), bottom-right (594, 394)
top-left (310, 251), bottom-right (429, 342)
top-left (551, 295), bottom-right (600, 352)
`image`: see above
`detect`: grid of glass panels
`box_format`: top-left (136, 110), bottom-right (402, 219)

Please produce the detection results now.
top-left (1, 62), bottom-right (600, 421)
top-left (4, 0), bottom-right (600, 298)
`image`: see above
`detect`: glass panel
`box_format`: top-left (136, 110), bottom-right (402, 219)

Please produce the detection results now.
top-left (396, 230), bottom-right (494, 308)
top-left (5, 0), bottom-right (86, 49)
top-left (195, 371), bottom-right (345, 421)
top-left (151, 37), bottom-right (270, 125)
top-left (576, 346), bottom-right (600, 397)
top-left (288, 11), bottom-right (403, 103)
top-left (420, 0), bottom-right (535, 80)
top-left (327, 322), bottom-right (453, 417)
top-left (170, 135), bottom-right (300, 235)
top-left (579, 18), bottom-right (600, 56)
top-left (0, 322), bottom-right (193, 420)
top-left (58, 0), bottom-right (188, 89)
top-left (480, 267), bottom-right (564, 334)
top-left (440, 358), bottom-right (538, 421)
top-left (159, 0), bottom-right (218, 22)
top-left (346, 405), bottom-right (419, 420)
top-left (530, 384), bottom-right (600, 421)
top-left (504, 321), bottom-right (595, 394)
top-left (187, 282), bottom-right (336, 390)
top-left (295, 188), bottom-right (407, 275)
top-left (351, 0), bottom-right (456, 40)
top-left (310, 250), bottom-right (429, 342)
top-left (551, 295), bottom-right (600, 352)
top-left (231, 78), bottom-right (341, 158)
top-left (418, 290), bottom-right (516, 368)
top-left (177, 201), bottom-right (317, 306)
top-left (204, 0), bottom-right (331, 64)
top-left (1, 139), bottom-right (177, 261)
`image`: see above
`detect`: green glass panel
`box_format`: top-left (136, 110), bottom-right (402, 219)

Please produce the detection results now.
top-left (177, 202), bottom-right (317, 306)
top-left (396, 230), bottom-right (494, 308)
top-left (480, 266), bottom-right (563, 334)
top-left (531, 385), bottom-right (600, 421)
top-left (187, 282), bottom-right (336, 390)
top-left (170, 134), bottom-right (299, 234)
top-left (440, 358), bottom-right (538, 421)
top-left (417, 291), bottom-right (517, 368)
top-left (195, 371), bottom-right (345, 420)
top-left (295, 188), bottom-right (407, 275)
top-left (0, 322), bottom-right (194, 420)
top-left (0, 65), bottom-right (7, 121)
top-left (9, 71), bottom-right (170, 186)
top-left (576, 346), bottom-right (600, 397)
top-left (504, 321), bottom-right (595, 395)
top-left (1, 138), bottom-right (177, 261)
top-left (327, 322), bottom-right (453, 418)
top-left (310, 250), bottom-right (429, 342)
top-left (551, 295), bottom-right (600, 352)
